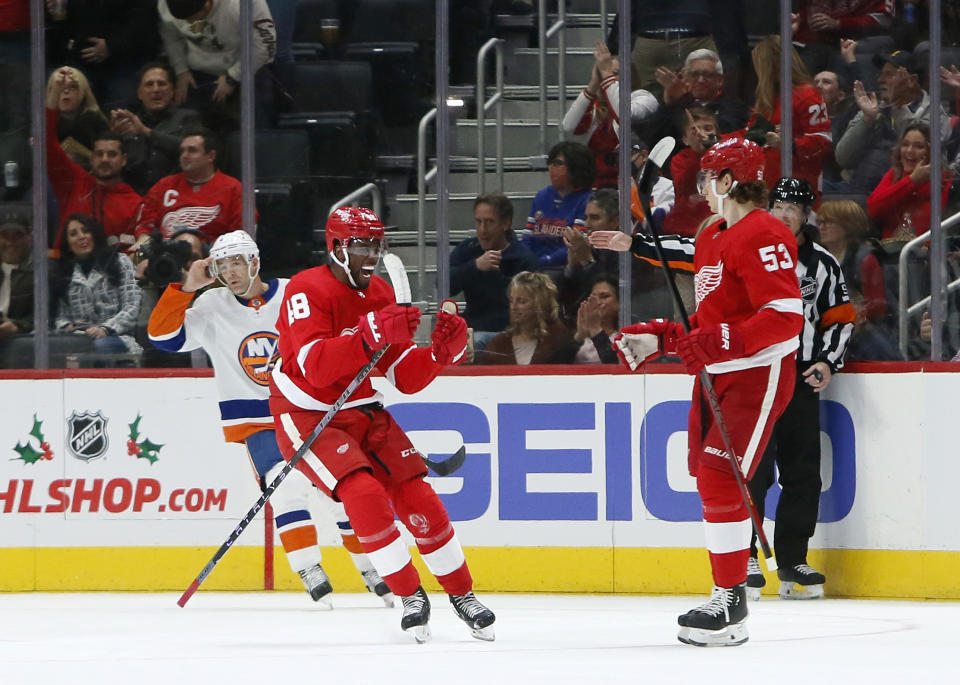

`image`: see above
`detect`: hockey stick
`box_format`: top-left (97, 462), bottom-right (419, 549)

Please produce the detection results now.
top-left (423, 445), bottom-right (467, 476)
top-left (177, 254), bottom-right (414, 607)
top-left (635, 137), bottom-right (777, 572)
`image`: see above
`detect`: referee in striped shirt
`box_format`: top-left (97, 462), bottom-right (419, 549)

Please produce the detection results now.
top-left (747, 178), bottom-right (855, 600)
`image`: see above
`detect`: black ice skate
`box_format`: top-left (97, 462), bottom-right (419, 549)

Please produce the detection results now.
top-left (449, 591), bottom-right (496, 641)
top-left (362, 568), bottom-right (395, 608)
top-left (778, 563), bottom-right (825, 600)
top-left (400, 586), bottom-right (432, 643)
top-left (746, 556), bottom-right (766, 601)
top-left (298, 564), bottom-right (333, 607)
top-left (677, 584), bottom-right (749, 647)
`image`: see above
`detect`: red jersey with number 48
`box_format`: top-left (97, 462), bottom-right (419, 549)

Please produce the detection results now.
top-left (269, 265), bottom-right (444, 414)
top-left (691, 210), bottom-right (804, 374)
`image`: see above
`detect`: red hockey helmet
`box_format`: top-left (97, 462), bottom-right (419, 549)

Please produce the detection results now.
top-left (699, 137), bottom-right (766, 185)
top-left (325, 206), bottom-right (385, 254)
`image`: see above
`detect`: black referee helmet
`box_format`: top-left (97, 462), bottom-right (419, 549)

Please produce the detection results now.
top-left (770, 177), bottom-right (816, 212)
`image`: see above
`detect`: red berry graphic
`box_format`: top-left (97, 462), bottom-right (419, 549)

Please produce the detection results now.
top-left (44, 451), bottom-right (54, 460)
top-left (41, 442), bottom-right (50, 451)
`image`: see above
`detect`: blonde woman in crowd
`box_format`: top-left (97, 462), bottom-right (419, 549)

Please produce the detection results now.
top-left (478, 271), bottom-right (575, 365)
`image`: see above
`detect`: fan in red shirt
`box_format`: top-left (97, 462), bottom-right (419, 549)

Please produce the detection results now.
top-left (134, 127), bottom-right (245, 248)
top-left (744, 37), bottom-right (831, 204)
top-left (46, 68), bottom-right (143, 254)
top-left (793, 0), bottom-right (894, 46)
top-left (590, 138), bottom-right (803, 647)
top-left (269, 207), bottom-right (495, 644)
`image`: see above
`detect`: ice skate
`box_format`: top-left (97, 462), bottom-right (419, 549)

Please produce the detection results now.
top-left (449, 591), bottom-right (496, 641)
top-left (746, 556), bottom-right (765, 601)
top-left (298, 563), bottom-right (333, 607)
top-left (778, 563), bottom-right (825, 599)
top-left (677, 584), bottom-right (749, 647)
top-left (362, 568), bottom-right (395, 608)
top-left (400, 586), bottom-right (432, 643)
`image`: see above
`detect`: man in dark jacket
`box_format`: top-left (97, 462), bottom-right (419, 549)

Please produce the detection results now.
top-left (0, 204), bottom-right (33, 366)
top-left (449, 194), bottom-right (538, 350)
top-left (109, 62), bottom-right (200, 194)
top-left (46, 0), bottom-right (159, 109)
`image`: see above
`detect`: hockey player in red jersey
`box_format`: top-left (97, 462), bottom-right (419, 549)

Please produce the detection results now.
top-left (269, 206), bottom-right (495, 643)
top-left (147, 230), bottom-right (394, 608)
top-left (590, 138), bottom-right (803, 646)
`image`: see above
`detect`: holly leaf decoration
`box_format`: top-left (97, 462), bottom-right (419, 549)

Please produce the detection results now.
top-left (128, 414), bottom-right (142, 442)
top-left (136, 437), bottom-right (163, 464)
top-left (28, 414), bottom-right (44, 443)
top-left (13, 441), bottom-right (43, 464)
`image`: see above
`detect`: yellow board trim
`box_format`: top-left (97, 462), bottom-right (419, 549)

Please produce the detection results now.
top-left (3, 547), bottom-right (960, 599)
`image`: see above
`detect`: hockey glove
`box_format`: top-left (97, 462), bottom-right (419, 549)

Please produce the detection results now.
top-left (358, 304), bottom-right (422, 352)
top-left (612, 318), bottom-right (682, 371)
top-left (430, 302), bottom-right (468, 365)
top-left (676, 323), bottom-right (745, 374)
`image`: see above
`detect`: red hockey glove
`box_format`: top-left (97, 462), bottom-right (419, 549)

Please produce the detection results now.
top-left (612, 318), bottom-right (682, 371)
top-left (676, 323), bottom-right (745, 374)
top-left (431, 306), bottom-right (468, 365)
top-left (358, 304), bottom-right (421, 352)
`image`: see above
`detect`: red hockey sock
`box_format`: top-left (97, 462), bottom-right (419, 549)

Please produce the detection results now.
top-left (336, 471), bottom-right (421, 596)
top-left (390, 478), bottom-right (472, 596)
top-left (698, 463), bottom-right (752, 588)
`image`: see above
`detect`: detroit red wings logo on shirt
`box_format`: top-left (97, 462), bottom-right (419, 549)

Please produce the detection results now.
top-left (160, 205), bottom-right (222, 237)
top-left (695, 261), bottom-right (724, 306)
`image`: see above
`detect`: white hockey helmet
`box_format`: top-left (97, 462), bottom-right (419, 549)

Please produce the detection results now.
top-left (209, 230), bottom-right (260, 293)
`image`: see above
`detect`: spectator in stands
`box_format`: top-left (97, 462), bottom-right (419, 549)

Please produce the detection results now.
top-left (835, 50), bottom-right (952, 195)
top-left (867, 123), bottom-right (952, 243)
top-left (46, 68), bottom-right (143, 254)
top-left (158, 0), bottom-right (277, 131)
top-left (606, 0), bottom-right (718, 95)
top-left (54, 213), bottom-right (142, 357)
top-left (449, 194), bottom-right (538, 352)
top-left (109, 62), bottom-right (201, 194)
top-left (134, 127), bottom-right (244, 251)
top-left (815, 198), bottom-right (904, 360)
top-left (45, 0), bottom-right (159, 110)
top-left (0, 0), bottom-right (29, 139)
top-left (561, 41), bottom-right (659, 189)
top-left (815, 67), bottom-right (858, 191)
top-left (477, 270), bottom-right (575, 365)
top-left (653, 48), bottom-right (749, 135)
top-left (571, 273), bottom-right (620, 365)
top-left (817, 200), bottom-right (874, 301)
top-left (558, 188), bottom-right (620, 325)
top-left (939, 64), bottom-right (960, 175)
top-left (745, 36), bottom-right (831, 202)
top-left (0, 205), bottom-right (33, 365)
top-left (791, 0), bottom-right (894, 76)
top-left (525, 141), bottom-right (596, 269)
top-left (664, 107), bottom-right (720, 237)
top-left (45, 66), bottom-right (109, 168)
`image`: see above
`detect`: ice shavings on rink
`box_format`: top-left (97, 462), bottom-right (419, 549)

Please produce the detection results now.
top-left (0, 592), bottom-right (954, 684)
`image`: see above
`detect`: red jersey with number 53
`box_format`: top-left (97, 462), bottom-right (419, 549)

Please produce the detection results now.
top-left (269, 264), bottom-right (443, 414)
top-left (691, 210), bottom-right (804, 374)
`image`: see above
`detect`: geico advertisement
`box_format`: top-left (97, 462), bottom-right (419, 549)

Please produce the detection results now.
top-left (0, 378), bottom-right (256, 523)
top-left (3, 372), bottom-right (949, 550)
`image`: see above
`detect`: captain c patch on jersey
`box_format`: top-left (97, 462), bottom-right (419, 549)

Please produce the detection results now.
top-left (238, 331), bottom-right (280, 385)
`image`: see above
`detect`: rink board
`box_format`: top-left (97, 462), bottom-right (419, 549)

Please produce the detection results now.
top-left (1, 368), bottom-right (958, 598)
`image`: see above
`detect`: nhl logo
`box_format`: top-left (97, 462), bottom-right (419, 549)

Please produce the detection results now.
top-left (67, 410), bottom-right (109, 462)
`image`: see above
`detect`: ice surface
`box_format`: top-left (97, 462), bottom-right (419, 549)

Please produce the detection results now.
top-left (0, 592), bottom-right (954, 684)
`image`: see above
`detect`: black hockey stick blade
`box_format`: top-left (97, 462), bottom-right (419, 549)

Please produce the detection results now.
top-left (423, 446), bottom-right (466, 476)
